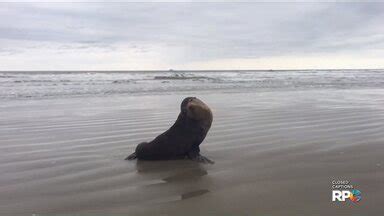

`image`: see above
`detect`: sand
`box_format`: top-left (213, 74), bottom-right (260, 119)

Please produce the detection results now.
top-left (0, 89), bottom-right (383, 215)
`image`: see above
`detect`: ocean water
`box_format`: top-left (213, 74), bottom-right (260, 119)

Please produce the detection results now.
top-left (1, 70), bottom-right (383, 99)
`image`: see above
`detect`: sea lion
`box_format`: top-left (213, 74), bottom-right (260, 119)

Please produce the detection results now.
top-left (125, 97), bottom-right (214, 164)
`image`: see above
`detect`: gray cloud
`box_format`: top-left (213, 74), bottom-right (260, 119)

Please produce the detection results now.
top-left (0, 2), bottom-right (383, 68)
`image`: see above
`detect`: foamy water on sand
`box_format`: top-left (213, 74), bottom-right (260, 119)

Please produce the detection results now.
top-left (0, 70), bottom-right (384, 215)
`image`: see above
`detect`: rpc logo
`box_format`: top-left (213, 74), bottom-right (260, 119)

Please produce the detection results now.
top-left (332, 189), bottom-right (362, 203)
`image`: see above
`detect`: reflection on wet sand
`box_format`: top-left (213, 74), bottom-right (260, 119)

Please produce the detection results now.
top-left (135, 160), bottom-right (210, 201)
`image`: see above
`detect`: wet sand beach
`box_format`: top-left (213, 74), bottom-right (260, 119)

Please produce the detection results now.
top-left (0, 89), bottom-right (383, 215)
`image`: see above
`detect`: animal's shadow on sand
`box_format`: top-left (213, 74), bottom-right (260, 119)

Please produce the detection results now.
top-left (134, 159), bottom-right (210, 200)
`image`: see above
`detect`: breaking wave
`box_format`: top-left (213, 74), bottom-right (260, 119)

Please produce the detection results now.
top-left (1, 70), bottom-right (384, 99)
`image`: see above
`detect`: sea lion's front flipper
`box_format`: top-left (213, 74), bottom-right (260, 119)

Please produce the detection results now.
top-left (125, 152), bottom-right (137, 160)
top-left (188, 151), bottom-right (214, 164)
top-left (192, 154), bottom-right (214, 164)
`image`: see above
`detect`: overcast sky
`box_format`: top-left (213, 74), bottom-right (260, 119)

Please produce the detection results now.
top-left (0, 1), bottom-right (384, 70)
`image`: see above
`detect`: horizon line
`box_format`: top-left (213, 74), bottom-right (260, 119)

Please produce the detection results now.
top-left (1, 68), bottom-right (383, 72)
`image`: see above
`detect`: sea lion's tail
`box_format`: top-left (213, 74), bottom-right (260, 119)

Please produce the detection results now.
top-left (125, 152), bottom-right (137, 160)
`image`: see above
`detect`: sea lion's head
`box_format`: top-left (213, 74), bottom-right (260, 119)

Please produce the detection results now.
top-left (180, 97), bottom-right (213, 129)
top-left (181, 97), bottom-right (196, 113)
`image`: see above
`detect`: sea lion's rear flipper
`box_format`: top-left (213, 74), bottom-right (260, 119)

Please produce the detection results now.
top-left (125, 152), bottom-right (137, 160)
